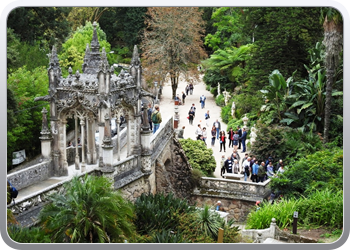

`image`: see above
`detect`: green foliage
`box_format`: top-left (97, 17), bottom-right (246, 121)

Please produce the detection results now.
top-left (39, 175), bottom-right (135, 243)
top-left (179, 138), bottom-right (216, 176)
top-left (190, 168), bottom-right (205, 187)
top-left (250, 123), bottom-right (323, 165)
top-left (59, 21), bottom-right (112, 76)
top-left (246, 198), bottom-right (301, 229)
top-left (193, 205), bottom-right (222, 239)
top-left (246, 189), bottom-right (343, 230)
top-left (177, 213), bottom-right (216, 243)
top-left (202, 68), bottom-right (230, 92)
top-left (146, 229), bottom-right (189, 243)
top-left (133, 192), bottom-right (195, 235)
top-left (270, 147), bottom-right (343, 196)
top-left (215, 94), bottom-right (225, 107)
top-left (7, 66), bottom-right (50, 169)
top-left (7, 225), bottom-right (51, 243)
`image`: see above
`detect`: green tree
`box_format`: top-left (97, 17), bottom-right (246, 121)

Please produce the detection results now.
top-left (241, 7), bottom-right (323, 89)
top-left (7, 66), bottom-right (50, 170)
top-left (39, 175), bottom-right (135, 243)
top-left (320, 8), bottom-right (343, 144)
top-left (141, 7), bottom-right (207, 98)
top-left (59, 21), bottom-right (113, 76)
top-left (7, 7), bottom-right (72, 47)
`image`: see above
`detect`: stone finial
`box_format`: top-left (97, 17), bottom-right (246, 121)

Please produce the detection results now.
top-left (49, 45), bottom-right (60, 68)
top-left (131, 45), bottom-right (139, 65)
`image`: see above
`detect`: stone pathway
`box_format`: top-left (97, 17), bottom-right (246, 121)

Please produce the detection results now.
top-left (159, 75), bottom-right (248, 179)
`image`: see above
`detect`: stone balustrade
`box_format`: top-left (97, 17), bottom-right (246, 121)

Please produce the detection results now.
top-left (150, 115), bottom-right (174, 162)
top-left (194, 177), bottom-right (271, 202)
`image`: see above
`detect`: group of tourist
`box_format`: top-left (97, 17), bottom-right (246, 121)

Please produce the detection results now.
top-left (147, 103), bottom-right (162, 134)
top-left (221, 152), bottom-right (286, 182)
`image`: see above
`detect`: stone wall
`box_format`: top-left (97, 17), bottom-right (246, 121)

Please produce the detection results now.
top-left (7, 161), bottom-right (52, 190)
top-left (189, 195), bottom-right (255, 222)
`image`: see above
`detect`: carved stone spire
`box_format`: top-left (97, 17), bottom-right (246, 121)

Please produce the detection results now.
top-left (131, 45), bottom-right (140, 66)
top-left (90, 21), bottom-right (100, 53)
top-left (49, 45), bottom-right (60, 69)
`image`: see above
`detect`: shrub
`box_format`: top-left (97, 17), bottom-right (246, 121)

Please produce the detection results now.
top-left (133, 192), bottom-right (195, 235)
top-left (215, 94), bottom-right (225, 107)
top-left (179, 138), bottom-right (216, 176)
top-left (270, 147), bottom-right (343, 197)
top-left (7, 225), bottom-right (51, 243)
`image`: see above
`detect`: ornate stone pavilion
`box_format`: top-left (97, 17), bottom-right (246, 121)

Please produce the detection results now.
top-left (35, 22), bottom-right (153, 176)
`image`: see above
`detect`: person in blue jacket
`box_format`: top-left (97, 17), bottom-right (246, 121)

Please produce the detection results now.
top-left (239, 127), bottom-right (247, 153)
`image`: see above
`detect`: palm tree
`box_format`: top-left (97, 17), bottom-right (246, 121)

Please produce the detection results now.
top-left (39, 174), bottom-right (135, 243)
top-left (321, 8), bottom-right (343, 144)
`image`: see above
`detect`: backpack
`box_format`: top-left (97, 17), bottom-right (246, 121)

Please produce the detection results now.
top-left (151, 111), bottom-right (159, 123)
top-left (8, 181), bottom-right (18, 199)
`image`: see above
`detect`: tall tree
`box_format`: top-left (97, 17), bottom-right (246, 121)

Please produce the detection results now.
top-left (7, 7), bottom-right (72, 47)
top-left (321, 8), bottom-right (343, 144)
top-left (141, 7), bottom-right (207, 98)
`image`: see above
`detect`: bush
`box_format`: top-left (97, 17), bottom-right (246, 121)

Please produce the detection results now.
top-left (133, 192), bottom-right (195, 235)
top-left (215, 94), bottom-right (225, 107)
top-left (179, 138), bottom-right (216, 176)
top-left (270, 147), bottom-right (343, 197)
top-left (8, 225), bottom-right (51, 243)
top-left (246, 189), bottom-right (343, 230)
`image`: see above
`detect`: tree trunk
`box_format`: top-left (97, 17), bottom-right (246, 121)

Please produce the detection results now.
top-left (323, 58), bottom-right (334, 144)
top-left (171, 74), bottom-right (179, 100)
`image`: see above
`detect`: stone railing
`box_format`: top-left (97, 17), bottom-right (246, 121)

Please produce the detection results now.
top-left (241, 218), bottom-right (318, 243)
top-left (150, 115), bottom-right (174, 162)
top-left (7, 160), bottom-right (52, 190)
top-left (112, 154), bottom-right (138, 177)
top-left (7, 167), bottom-right (97, 227)
top-left (194, 177), bottom-right (271, 202)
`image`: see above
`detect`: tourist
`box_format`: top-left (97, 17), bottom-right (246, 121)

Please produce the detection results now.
top-left (185, 84), bottom-right (190, 95)
top-left (178, 126), bottom-right (185, 139)
top-left (241, 153), bottom-right (249, 166)
top-left (190, 103), bottom-right (196, 116)
top-left (147, 103), bottom-right (153, 131)
top-left (174, 94), bottom-right (181, 105)
top-left (220, 154), bottom-right (226, 177)
top-left (188, 109), bottom-right (195, 125)
top-left (182, 91), bottom-right (186, 105)
top-left (195, 124), bottom-right (203, 140)
top-left (232, 149), bottom-right (241, 162)
top-left (276, 163), bottom-right (286, 176)
top-left (202, 127), bottom-right (207, 145)
top-left (251, 160), bottom-right (259, 183)
top-left (233, 130), bottom-right (239, 151)
top-left (233, 159), bottom-right (240, 174)
top-left (231, 152), bottom-right (239, 162)
top-left (266, 161), bottom-right (275, 178)
top-left (151, 105), bottom-right (162, 134)
top-left (213, 119), bottom-right (221, 140)
top-left (237, 126), bottom-right (242, 149)
top-left (199, 94), bottom-right (206, 109)
top-left (257, 162), bottom-right (266, 182)
top-left (239, 127), bottom-right (247, 153)
top-left (219, 131), bottom-right (226, 152)
top-left (189, 83), bottom-right (194, 95)
top-left (215, 200), bottom-right (222, 211)
top-left (255, 201), bottom-right (261, 211)
top-left (224, 155), bottom-right (233, 173)
top-left (243, 157), bottom-right (251, 181)
top-left (228, 128), bottom-right (234, 148)
top-left (275, 159), bottom-right (283, 173)
top-left (211, 126), bottom-right (216, 146)
top-left (205, 110), bottom-right (211, 128)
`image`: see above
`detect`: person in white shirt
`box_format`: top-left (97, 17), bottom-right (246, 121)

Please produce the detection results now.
top-left (195, 124), bottom-right (203, 140)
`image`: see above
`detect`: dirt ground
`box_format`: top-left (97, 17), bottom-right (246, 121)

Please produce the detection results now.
top-left (291, 227), bottom-right (342, 243)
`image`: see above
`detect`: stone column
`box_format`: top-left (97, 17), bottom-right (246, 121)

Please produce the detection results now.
top-left (62, 119), bottom-right (69, 170)
top-left (102, 114), bottom-right (114, 172)
top-left (80, 118), bottom-right (86, 172)
top-left (126, 116), bottom-right (131, 156)
top-left (39, 107), bottom-right (52, 159)
top-left (116, 116), bottom-right (121, 161)
top-left (86, 117), bottom-right (91, 164)
top-left (74, 115), bottom-right (80, 170)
